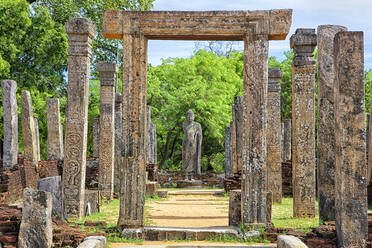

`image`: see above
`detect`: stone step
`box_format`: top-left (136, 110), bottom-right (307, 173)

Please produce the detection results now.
top-left (144, 226), bottom-right (241, 241)
top-left (167, 190), bottom-right (225, 196)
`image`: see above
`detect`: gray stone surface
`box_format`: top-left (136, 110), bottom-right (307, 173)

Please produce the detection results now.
top-left (97, 62), bottom-right (117, 201)
top-left (34, 117), bottom-right (40, 162)
top-left (18, 188), bottom-right (53, 248)
top-left (1, 80), bottom-right (18, 168)
top-left (21, 90), bottom-right (38, 166)
top-left (277, 235), bottom-right (308, 248)
top-left (37, 176), bottom-right (66, 221)
top-left (77, 236), bottom-right (106, 248)
top-left (85, 190), bottom-right (100, 216)
top-left (317, 25), bottom-right (347, 222)
top-left (334, 31), bottom-right (367, 247)
top-left (122, 228), bottom-right (144, 239)
top-left (229, 189), bottom-right (241, 226)
top-left (283, 119), bottom-right (291, 162)
top-left (146, 106), bottom-right (157, 164)
top-left (267, 67), bottom-right (282, 204)
top-left (225, 123), bottom-right (232, 177)
top-left (46, 98), bottom-right (64, 161)
top-left (63, 17), bottom-right (95, 218)
top-left (115, 93), bottom-right (123, 191)
top-left (232, 96), bottom-right (244, 174)
top-left (290, 29), bottom-right (317, 218)
top-left (92, 116), bottom-right (100, 158)
top-left (182, 109), bottom-right (202, 175)
top-left (241, 34), bottom-right (268, 225)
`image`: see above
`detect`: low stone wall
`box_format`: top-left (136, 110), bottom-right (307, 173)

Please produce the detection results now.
top-left (158, 171), bottom-right (223, 187)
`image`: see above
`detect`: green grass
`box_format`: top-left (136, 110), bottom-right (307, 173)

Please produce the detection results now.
top-left (272, 197), bottom-right (319, 233)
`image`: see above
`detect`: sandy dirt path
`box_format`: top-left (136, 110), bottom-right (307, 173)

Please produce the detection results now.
top-left (146, 194), bottom-right (229, 227)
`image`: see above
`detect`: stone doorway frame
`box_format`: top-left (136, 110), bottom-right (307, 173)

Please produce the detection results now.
top-left (102, 9), bottom-right (292, 228)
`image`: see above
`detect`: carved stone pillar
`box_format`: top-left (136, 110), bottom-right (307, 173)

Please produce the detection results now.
top-left (241, 34), bottom-right (268, 225)
top-left (34, 117), bottom-right (40, 162)
top-left (334, 31), bottom-right (367, 247)
top-left (290, 29), bottom-right (317, 218)
top-left (283, 119), bottom-right (291, 162)
top-left (46, 98), bottom-right (64, 161)
top-left (1, 80), bottom-right (18, 168)
top-left (267, 67), bottom-right (283, 204)
top-left (317, 25), bottom-right (347, 222)
top-left (114, 93), bottom-right (123, 191)
top-left (63, 18), bottom-right (95, 218)
top-left (225, 123), bottom-right (232, 177)
top-left (232, 96), bottom-right (243, 173)
top-left (97, 62), bottom-right (118, 201)
top-left (92, 117), bottom-right (100, 158)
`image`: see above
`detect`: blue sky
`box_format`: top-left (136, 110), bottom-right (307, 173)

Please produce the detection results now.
top-left (147, 0), bottom-right (372, 69)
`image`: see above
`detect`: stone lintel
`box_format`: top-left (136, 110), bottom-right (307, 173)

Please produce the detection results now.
top-left (102, 9), bottom-right (292, 41)
top-left (290, 28), bottom-right (317, 66)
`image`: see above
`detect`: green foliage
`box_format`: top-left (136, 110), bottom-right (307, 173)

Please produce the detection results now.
top-left (148, 50), bottom-right (243, 171)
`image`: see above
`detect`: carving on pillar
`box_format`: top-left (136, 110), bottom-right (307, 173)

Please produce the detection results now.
top-left (317, 25), bottom-right (347, 222)
top-left (97, 62), bottom-right (118, 201)
top-left (63, 18), bottom-right (95, 218)
top-left (290, 28), bottom-right (317, 218)
top-left (267, 67), bottom-right (283, 204)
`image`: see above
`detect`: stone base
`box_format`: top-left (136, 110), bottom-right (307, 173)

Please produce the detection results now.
top-left (176, 179), bottom-right (203, 189)
top-left (122, 228), bottom-right (144, 239)
top-left (85, 190), bottom-right (100, 216)
top-left (146, 182), bottom-right (158, 197)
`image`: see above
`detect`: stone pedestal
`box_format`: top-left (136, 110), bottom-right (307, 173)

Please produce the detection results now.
top-left (290, 29), bottom-right (317, 218)
top-left (232, 96), bottom-right (243, 174)
top-left (225, 123), bottom-right (232, 177)
top-left (241, 34), bottom-right (268, 225)
top-left (37, 176), bottom-right (66, 221)
top-left (63, 18), bottom-right (95, 218)
top-left (317, 25), bottom-right (347, 222)
top-left (283, 119), bottom-right (291, 162)
top-left (18, 188), bottom-right (53, 248)
top-left (21, 90), bottom-right (38, 166)
top-left (92, 117), bottom-right (100, 158)
top-left (229, 189), bottom-right (241, 226)
top-left (114, 93), bottom-right (123, 191)
top-left (1, 80), bottom-right (18, 168)
top-left (267, 67), bottom-right (282, 204)
top-left (97, 62), bottom-right (117, 201)
top-left (334, 31), bottom-right (367, 247)
top-left (46, 98), bottom-right (64, 161)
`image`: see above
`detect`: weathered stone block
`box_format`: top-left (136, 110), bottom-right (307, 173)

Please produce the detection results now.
top-left (46, 98), bottom-right (64, 161)
top-left (18, 188), bottom-right (52, 248)
top-left (146, 182), bottom-right (158, 198)
top-left (77, 236), bottom-right (106, 248)
top-left (283, 119), bottom-right (291, 162)
top-left (157, 190), bottom-right (168, 198)
top-left (277, 235), bottom-right (308, 248)
top-left (334, 31), bottom-right (367, 247)
top-left (229, 189), bottom-right (241, 226)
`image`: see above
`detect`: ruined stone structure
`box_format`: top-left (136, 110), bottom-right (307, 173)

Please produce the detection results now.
top-left (290, 29), bottom-right (316, 218)
top-left (102, 9), bottom-right (292, 228)
top-left (334, 31), bottom-right (367, 247)
top-left (225, 123), bottom-right (232, 177)
top-left (146, 106), bottom-right (157, 164)
top-left (2, 80), bottom-right (18, 168)
top-left (114, 93), bottom-right (123, 191)
top-left (283, 119), bottom-right (291, 162)
top-left (21, 90), bottom-right (38, 166)
top-left (46, 98), bottom-right (64, 161)
top-left (317, 25), bottom-right (347, 222)
top-left (267, 67), bottom-right (283, 204)
top-left (182, 109), bottom-right (202, 175)
top-left (92, 117), bottom-right (100, 158)
top-left (97, 62), bottom-right (118, 201)
top-left (63, 18), bottom-right (95, 218)
top-left (231, 96), bottom-right (243, 174)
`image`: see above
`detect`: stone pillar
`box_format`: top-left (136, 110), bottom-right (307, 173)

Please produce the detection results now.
top-left (225, 123), bottom-right (232, 177)
top-left (1, 80), bottom-right (18, 168)
top-left (18, 188), bottom-right (53, 248)
top-left (114, 93), bottom-right (123, 191)
top-left (368, 114), bottom-right (371, 184)
top-left (283, 119), bottom-right (291, 162)
top-left (229, 189), bottom-right (241, 226)
top-left (241, 34), bottom-right (268, 225)
top-left (232, 96), bottom-right (243, 173)
top-left (97, 62), bottom-right (117, 201)
top-left (46, 98), bottom-right (64, 161)
top-left (21, 90), bottom-right (38, 166)
top-left (267, 67), bottom-right (283, 204)
top-left (290, 29), bottom-right (317, 218)
top-left (146, 106), bottom-right (157, 164)
top-left (317, 25), bottom-right (347, 222)
top-left (34, 117), bottom-right (40, 162)
top-left (63, 18), bottom-right (95, 218)
top-left (118, 29), bottom-right (148, 228)
top-left (92, 117), bottom-right (100, 158)
top-left (281, 122), bottom-right (284, 162)
top-left (334, 31), bottom-right (367, 247)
